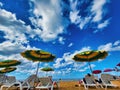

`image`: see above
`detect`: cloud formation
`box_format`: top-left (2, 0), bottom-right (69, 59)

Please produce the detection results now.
top-left (29, 0), bottom-right (69, 42)
top-left (98, 40), bottom-right (120, 51)
top-left (91, 0), bottom-right (106, 22)
top-left (53, 46), bottom-right (91, 73)
top-left (69, 0), bottom-right (110, 32)
top-left (0, 2), bottom-right (3, 7)
top-left (0, 9), bottom-right (29, 44)
top-left (0, 41), bottom-right (25, 55)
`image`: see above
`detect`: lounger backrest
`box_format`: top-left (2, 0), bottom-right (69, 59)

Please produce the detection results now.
top-left (23, 74), bottom-right (39, 87)
top-left (109, 74), bottom-right (119, 80)
top-left (7, 76), bottom-right (16, 83)
top-left (101, 74), bottom-right (111, 84)
top-left (0, 74), bottom-right (7, 83)
top-left (85, 76), bottom-right (95, 84)
top-left (113, 75), bottom-right (119, 79)
top-left (27, 74), bottom-right (38, 83)
top-left (39, 77), bottom-right (52, 86)
top-left (109, 75), bottom-right (115, 80)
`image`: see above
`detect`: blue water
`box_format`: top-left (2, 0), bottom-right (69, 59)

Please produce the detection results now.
top-left (53, 78), bottom-right (82, 81)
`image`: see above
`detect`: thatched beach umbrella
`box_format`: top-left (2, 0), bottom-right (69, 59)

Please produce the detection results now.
top-left (41, 67), bottom-right (54, 72)
top-left (0, 60), bottom-right (21, 67)
top-left (0, 67), bottom-right (16, 74)
top-left (21, 50), bottom-right (55, 75)
top-left (73, 50), bottom-right (108, 73)
top-left (41, 67), bottom-right (54, 76)
top-left (0, 67), bottom-right (17, 83)
top-left (0, 60), bottom-right (21, 81)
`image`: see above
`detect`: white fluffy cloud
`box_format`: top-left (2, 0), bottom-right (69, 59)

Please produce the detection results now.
top-left (69, 0), bottom-right (91, 30)
top-left (0, 41), bottom-right (25, 55)
top-left (69, 0), bottom-right (110, 31)
top-left (0, 2), bottom-right (3, 7)
top-left (0, 50), bottom-right (40, 76)
top-left (70, 11), bottom-right (80, 24)
top-left (0, 8), bottom-right (47, 44)
top-left (53, 46), bottom-right (92, 73)
top-left (114, 40), bottom-right (120, 46)
top-left (78, 64), bottom-right (96, 72)
top-left (69, 0), bottom-right (81, 24)
top-left (0, 0), bottom-right (69, 46)
top-left (98, 19), bottom-right (109, 29)
top-left (0, 7), bottom-right (52, 56)
top-left (0, 8), bottom-right (41, 74)
top-left (58, 37), bottom-right (65, 44)
top-left (29, 0), bottom-right (68, 42)
top-left (68, 43), bottom-right (73, 47)
top-left (0, 40), bottom-right (39, 56)
top-left (0, 0), bottom-right (69, 77)
top-left (0, 9), bottom-right (30, 44)
top-left (98, 40), bottom-right (120, 51)
top-left (91, 0), bottom-right (106, 22)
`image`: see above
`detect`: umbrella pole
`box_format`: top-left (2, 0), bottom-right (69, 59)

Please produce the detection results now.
top-left (88, 62), bottom-right (93, 74)
top-left (36, 62), bottom-right (40, 76)
top-left (46, 72), bottom-right (47, 76)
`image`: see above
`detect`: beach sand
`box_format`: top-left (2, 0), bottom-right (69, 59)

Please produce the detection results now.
top-left (1, 80), bottom-right (120, 90)
top-left (56, 80), bottom-right (120, 90)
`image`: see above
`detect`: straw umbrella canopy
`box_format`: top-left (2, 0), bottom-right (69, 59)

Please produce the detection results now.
top-left (0, 60), bottom-right (21, 81)
top-left (0, 60), bottom-right (21, 67)
top-left (0, 67), bottom-right (16, 74)
top-left (21, 50), bottom-right (55, 75)
top-left (73, 50), bottom-right (108, 73)
top-left (41, 67), bottom-right (54, 72)
top-left (41, 67), bottom-right (54, 76)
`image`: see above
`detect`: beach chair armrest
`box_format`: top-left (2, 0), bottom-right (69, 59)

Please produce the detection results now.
top-left (2, 81), bottom-right (22, 90)
top-left (36, 82), bottom-right (42, 86)
top-left (53, 81), bottom-right (57, 85)
top-left (21, 81), bottom-right (30, 89)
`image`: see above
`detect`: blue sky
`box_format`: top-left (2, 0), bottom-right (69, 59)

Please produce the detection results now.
top-left (0, 0), bottom-right (120, 80)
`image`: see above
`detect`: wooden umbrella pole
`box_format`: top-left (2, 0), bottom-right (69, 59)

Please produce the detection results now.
top-left (88, 62), bottom-right (93, 74)
top-left (36, 62), bottom-right (40, 76)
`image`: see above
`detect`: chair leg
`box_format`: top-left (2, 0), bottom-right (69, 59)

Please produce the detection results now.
top-left (84, 84), bottom-right (87, 89)
top-left (1, 85), bottom-right (5, 90)
top-left (100, 84), bottom-right (103, 88)
top-left (85, 85), bottom-right (88, 90)
top-left (19, 83), bottom-right (22, 90)
top-left (105, 85), bottom-right (107, 90)
top-left (51, 87), bottom-right (53, 90)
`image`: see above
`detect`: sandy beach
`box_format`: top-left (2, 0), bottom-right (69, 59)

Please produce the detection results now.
top-left (1, 80), bottom-right (120, 90)
top-left (56, 80), bottom-right (120, 90)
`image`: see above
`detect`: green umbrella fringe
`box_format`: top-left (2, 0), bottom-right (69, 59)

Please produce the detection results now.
top-left (22, 54), bottom-right (55, 62)
top-left (78, 51), bottom-right (96, 55)
top-left (0, 61), bottom-right (21, 68)
top-left (21, 51), bottom-right (55, 62)
top-left (73, 51), bottom-right (108, 62)
top-left (23, 50), bottom-right (52, 55)
top-left (0, 67), bottom-right (16, 74)
top-left (41, 67), bottom-right (54, 72)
